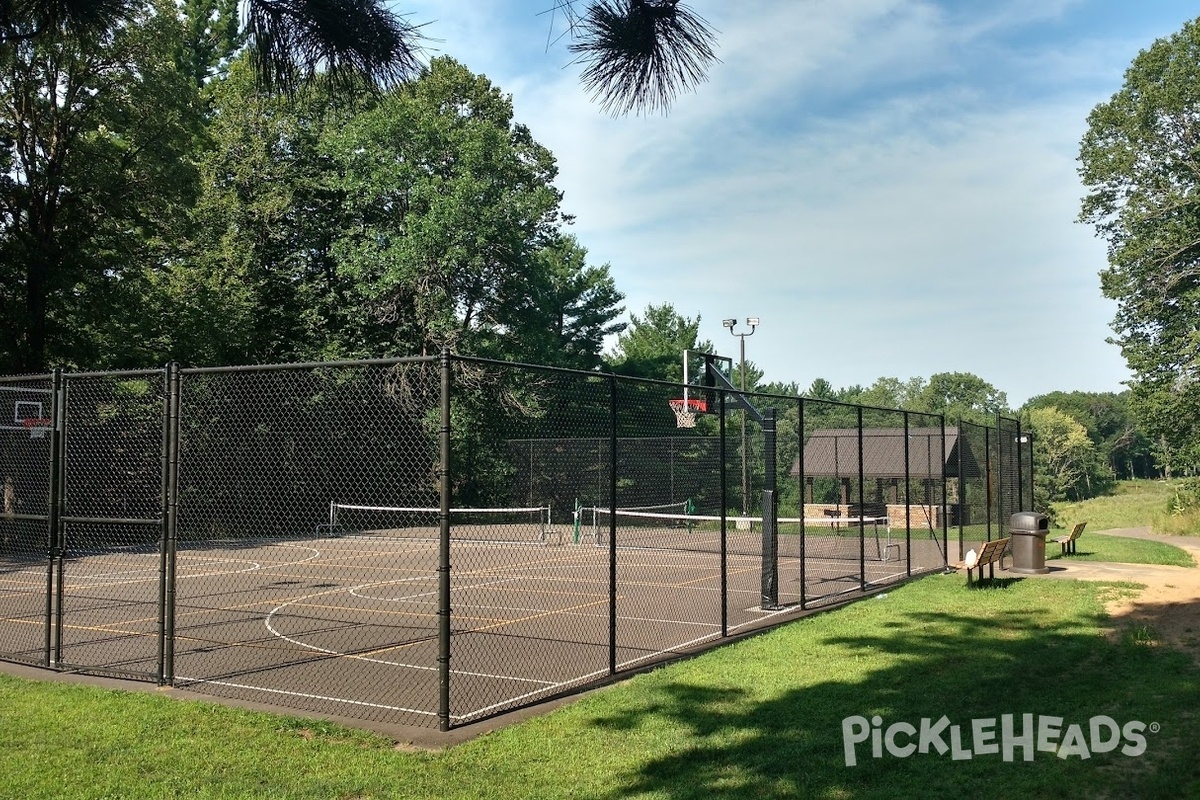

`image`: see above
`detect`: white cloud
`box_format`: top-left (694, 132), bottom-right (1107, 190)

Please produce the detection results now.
top-left (389, 1), bottom-right (1200, 403)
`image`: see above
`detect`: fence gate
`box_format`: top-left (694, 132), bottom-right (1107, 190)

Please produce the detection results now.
top-left (52, 369), bottom-right (169, 680)
top-left (0, 375), bottom-right (55, 666)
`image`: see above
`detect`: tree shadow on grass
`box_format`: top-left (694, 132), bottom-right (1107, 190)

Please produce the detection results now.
top-left (583, 577), bottom-right (1200, 799)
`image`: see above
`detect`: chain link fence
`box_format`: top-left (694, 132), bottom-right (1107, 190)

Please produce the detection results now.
top-left (0, 355), bottom-right (1033, 729)
top-left (955, 416), bottom-right (1028, 559)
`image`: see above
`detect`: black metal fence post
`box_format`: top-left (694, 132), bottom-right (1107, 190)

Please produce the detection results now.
top-left (720, 390), bottom-right (728, 635)
top-left (857, 406), bottom-right (866, 591)
top-left (162, 363), bottom-right (180, 685)
top-left (760, 407), bottom-right (778, 609)
top-left (1027, 428), bottom-right (1035, 511)
top-left (43, 368), bottom-right (63, 667)
top-left (956, 419), bottom-right (965, 564)
top-left (984, 425), bottom-right (993, 542)
top-left (608, 373), bottom-right (618, 672)
top-left (1015, 418), bottom-right (1024, 513)
top-left (438, 350), bottom-right (452, 732)
top-left (798, 397), bottom-right (806, 610)
top-left (995, 412), bottom-right (1006, 535)
top-left (156, 364), bottom-right (170, 683)
top-left (940, 417), bottom-right (949, 567)
top-left (51, 372), bottom-right (67, 666)
top-left (903, 411), bottom-right (911, 576)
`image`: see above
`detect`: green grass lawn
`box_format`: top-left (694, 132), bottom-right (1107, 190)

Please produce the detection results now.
top-left (2, 571), bottom-right (1199, 798)
top-left (1046, 533), bottom-right (1196, 567)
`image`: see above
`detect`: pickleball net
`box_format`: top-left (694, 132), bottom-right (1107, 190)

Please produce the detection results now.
top-left (581, 507), bottom-right (896, 561)
top-left (325, 503), bottom-right (554, 545)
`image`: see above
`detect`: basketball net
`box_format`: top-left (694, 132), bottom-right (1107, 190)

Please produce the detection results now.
top-left (668, 399), bottom-right (696, 428)
top-left (21, 417), bottom-right (51, 439)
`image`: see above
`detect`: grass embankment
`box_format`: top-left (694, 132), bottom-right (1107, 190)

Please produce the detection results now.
top-left (1055, 479), bottom-right (1200, 538)
top-left (3, 572), bottom-right (1200, 798)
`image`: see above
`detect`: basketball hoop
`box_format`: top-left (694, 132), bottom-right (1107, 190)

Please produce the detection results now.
top-left (21, 417), bottom-right (51, 438)
top-left (668, 398), bottom-right (706, 429)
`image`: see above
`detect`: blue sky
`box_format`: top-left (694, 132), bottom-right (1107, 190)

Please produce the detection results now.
top-left (397, 1), bottom-right (1198, 406)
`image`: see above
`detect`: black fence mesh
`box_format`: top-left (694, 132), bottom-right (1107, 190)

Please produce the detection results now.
top-left (171, 359), bottom-right (442, 726)
top-left (794, 400), bottom-right (951, 608)
top-left (0, 356), bottom-right (1033, 730)
top-left (996, 415), bottom-right (1023, 536)
top-left (0, 374), bottom-right (53, 666)
top-left (56, 370), bottom-right (165, 680)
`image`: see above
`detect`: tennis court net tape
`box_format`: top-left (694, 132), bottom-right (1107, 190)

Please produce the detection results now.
top-left (325, 503), bottom-right (554, 545)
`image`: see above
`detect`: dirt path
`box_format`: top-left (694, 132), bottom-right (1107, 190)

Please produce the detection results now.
top-left (1035, 528), bottom-right (1200, 660)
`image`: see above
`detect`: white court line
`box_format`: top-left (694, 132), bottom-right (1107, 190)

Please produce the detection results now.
top-left (453, 666), bottom-right (613, 722)
top-left (263, 579), bottom-right (560, 686)
top-left (152, 540), bottom-right (867, 720)
top-left (74, 558), bottom-right (262, 581)
top-left (452, 624), bottom-right (731, 723)
top-left (347, 575), bottom-right (518, 604)
top-left (68, 545), bottom-right (324, 583)
top-left (172, 676), bottom-right (437, 716)
top-left (344, 574), bottom-right (440, 600)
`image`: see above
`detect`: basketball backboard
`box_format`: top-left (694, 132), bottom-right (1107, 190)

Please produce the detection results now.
top-left (0, 386), bottom-right (52, 434)
top-left (681, 350), bottom-right (734, 410)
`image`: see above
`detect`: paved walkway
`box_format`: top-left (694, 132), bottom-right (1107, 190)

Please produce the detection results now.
top-left (1029, 527), bottom-right (1200, 584)
top-left (1023, 527), bottom-right (1200, 662)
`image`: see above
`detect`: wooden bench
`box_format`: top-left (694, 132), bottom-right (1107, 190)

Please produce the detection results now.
top-left (954, 537), bottom-right (1011, 585)
top-left (1051, 521), bottom-right (1087, 555)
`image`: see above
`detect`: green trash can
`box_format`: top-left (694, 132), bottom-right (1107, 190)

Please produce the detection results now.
top-left (1009, 511), bottom-right (1050, 575)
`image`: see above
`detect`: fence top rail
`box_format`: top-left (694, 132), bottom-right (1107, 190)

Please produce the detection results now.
top-left (455, 355), bottom-right (936, 418)
top-left (0, 372), bottom-right (52, 384)
top-left (65, 368), bottom-right (165, 380)
top-left (181, 355), bottom-right (439, 375)
top-left (958, 414), bottom-right (1022, 427)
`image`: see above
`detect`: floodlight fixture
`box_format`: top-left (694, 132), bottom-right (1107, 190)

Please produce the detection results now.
top-left (725, 315), bottom-right (760, 515)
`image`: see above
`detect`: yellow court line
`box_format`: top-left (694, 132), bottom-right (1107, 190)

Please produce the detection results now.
top-left (353, 595), bottom-right (616, 659)
top-left (281, 600), bottom-right (511, 627)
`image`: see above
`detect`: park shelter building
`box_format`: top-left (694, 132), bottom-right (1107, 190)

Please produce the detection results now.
top-left (792, 427), bottom-right (981, 529)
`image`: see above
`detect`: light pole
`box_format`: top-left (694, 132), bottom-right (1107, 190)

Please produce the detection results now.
top-left (723, 317), bottom-right (759, 515)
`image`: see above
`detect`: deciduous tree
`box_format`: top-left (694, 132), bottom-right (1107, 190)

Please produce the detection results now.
top-left (916, 372), bottom-right (1009, 425)
top-left (1079, 18), bottom-right (1200, 473)
top-left (1023, 390), bottom-right (1155, 480)
top-left (170, 57), bottom-right (612, 367)
top-left (1027, 405), bottom-right (1112, 507)
top-left (0, 0), bottom-right (203, 371)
